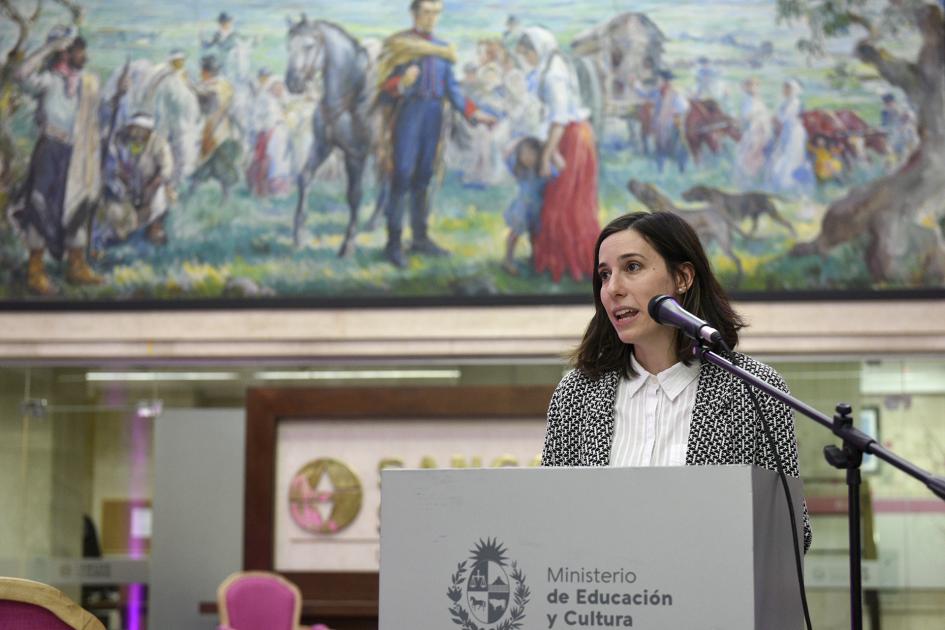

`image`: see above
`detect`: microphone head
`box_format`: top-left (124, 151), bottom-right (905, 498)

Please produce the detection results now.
top-left (647, 294), bottom-right (675, 323)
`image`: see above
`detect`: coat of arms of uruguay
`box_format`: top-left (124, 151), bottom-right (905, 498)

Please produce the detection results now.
top-left (447, 538), bottom-right (529, 630)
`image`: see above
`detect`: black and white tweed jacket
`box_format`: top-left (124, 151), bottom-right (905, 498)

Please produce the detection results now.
top-left (541, 352), bottom-right (812, 552)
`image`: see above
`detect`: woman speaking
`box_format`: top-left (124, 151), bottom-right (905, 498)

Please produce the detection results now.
top-left (541, 211), bottom-right (811, 551)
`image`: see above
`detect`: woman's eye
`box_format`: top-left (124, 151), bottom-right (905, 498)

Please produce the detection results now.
top-left (599, 270), bottom-right (610, 280)
top-left (625, 262), bottom-right (641, 272)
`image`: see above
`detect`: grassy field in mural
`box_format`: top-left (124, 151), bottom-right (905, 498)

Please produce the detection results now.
top-left (0, 0), bottom-right (939, 301)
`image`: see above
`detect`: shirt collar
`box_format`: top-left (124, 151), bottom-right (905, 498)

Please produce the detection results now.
top-left (624, 352), bottom-right (701, 401)
top-left (622, 353), bottom-right (649, 397)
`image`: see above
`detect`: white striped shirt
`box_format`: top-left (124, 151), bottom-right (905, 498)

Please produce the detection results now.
top-left (609, 353), bottom-right (701, 467)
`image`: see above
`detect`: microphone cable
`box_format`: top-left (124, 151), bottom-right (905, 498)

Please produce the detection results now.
top-left (717, 339), bottom-right (813, 630)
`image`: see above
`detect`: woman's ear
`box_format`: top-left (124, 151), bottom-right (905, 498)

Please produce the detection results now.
top-left (675, 263), bottom-right (695, 294)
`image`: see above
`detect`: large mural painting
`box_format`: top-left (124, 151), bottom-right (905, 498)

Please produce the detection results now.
top-left (0, 0), bottom-right (942, 304)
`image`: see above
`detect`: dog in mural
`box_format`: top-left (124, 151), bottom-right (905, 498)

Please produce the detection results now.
top-left (628, 179), bottom-right (745, 280)
top-left (626, 179), bottom-right (677, 214)
top-left (681, 184), bottom-right (796, 236)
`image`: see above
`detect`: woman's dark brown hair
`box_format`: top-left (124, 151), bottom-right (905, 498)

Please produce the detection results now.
top-left (572, 211), bottom-right (744, 379)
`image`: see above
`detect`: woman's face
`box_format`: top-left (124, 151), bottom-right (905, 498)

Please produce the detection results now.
top-left (597, 228), bottom-right (691, 349)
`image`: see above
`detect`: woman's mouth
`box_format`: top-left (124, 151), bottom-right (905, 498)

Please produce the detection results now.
top-left (613, 307), bottom-right (639, 322)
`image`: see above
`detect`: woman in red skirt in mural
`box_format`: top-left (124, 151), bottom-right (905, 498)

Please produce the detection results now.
top-left (516, 26), bottom-right (600, 283)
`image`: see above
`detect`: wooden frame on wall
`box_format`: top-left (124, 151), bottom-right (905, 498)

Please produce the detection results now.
top-left (243, 385), bottom-right (554, 628)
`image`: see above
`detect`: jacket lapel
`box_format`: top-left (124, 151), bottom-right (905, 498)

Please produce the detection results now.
top-left (686, 361), bottom-right (734, 465)
top-left (582, 370), bottom-right (619, 466)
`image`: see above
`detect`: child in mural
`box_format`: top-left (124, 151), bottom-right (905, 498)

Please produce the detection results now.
top-left (809, 134), bottom-right (844, 184)
top-left (515, 26), bottom-right (600, 283)
top-left (101, 113), bottom-right (174, 246)
top-left (501, 136), bottom-right (559, 275)
top-left (12, 27), bottom-right (103, 295)
top-left (765, 79), bottom-right (814, 194)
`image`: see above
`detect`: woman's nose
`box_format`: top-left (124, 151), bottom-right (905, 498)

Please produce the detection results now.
top-left (605, 276), bottom-right (626, 297)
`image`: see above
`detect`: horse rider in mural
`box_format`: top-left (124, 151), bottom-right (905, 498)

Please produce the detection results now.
top-left (13, 26), bottom-right (104, 296)
top-left (201, 12), bottom-right (251, 79)
top-left (633, 69), bottom-right (691, 174)
top-left (376, 0), bottom-right (496, 268)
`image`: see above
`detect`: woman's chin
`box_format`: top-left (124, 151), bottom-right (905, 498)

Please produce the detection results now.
top-left (613, 327), bottom-right (638, 346)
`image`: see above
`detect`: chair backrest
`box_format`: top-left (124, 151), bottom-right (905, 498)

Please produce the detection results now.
top-left (0, 577), bottom-right (105, 630)
top-left (217, 571), bottom-right (301, 630)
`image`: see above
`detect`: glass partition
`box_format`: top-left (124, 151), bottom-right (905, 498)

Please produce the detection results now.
top-left (1, 358), bottom-right (943, 629)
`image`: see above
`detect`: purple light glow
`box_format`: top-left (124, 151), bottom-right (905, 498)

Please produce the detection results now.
top-left (127, 582), bottom-right (144, 630)
top-left (125, 403), bottom-right (152, 630)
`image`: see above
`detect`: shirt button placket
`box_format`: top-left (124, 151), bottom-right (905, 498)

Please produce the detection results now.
top-left (644, 377), bottom-right (659, 465)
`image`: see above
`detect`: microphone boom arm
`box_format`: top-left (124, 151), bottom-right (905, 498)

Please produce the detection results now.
top-left (695, 343), bottom-right (945, 630)
top-left (694, 345), bottom-right (945, 500)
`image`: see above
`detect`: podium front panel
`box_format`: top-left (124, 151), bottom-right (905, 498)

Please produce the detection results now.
top-left (379, 465), bottom-right (803, 630)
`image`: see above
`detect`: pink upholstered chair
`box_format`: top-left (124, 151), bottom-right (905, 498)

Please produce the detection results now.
top-left (217, 571), bottom-right (331, 630)
top-left (0, 577), bottom-right (105, 630)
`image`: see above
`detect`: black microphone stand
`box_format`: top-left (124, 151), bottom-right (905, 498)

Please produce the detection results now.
top-left (694, 344), bottom-right (945, 630)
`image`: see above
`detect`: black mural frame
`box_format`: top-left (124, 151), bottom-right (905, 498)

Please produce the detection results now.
top-left (2, 287), bottom-right (945, 312)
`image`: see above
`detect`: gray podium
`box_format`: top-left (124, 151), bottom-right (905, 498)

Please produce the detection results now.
top-left (380, 465), bottom-right (804, 630)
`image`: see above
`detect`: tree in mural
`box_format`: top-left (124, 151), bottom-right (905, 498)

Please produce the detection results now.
top-left (0, 0), bottom-right (83, 205)
top-left (784, 0), bottom-right (945, 284)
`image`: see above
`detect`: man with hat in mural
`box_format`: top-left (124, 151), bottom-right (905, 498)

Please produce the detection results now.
top-left (201, 12), bottom-right (252, 81)
top-left (502, 15), bottom-right (522, 53)
top-left (201, 11), bottom-right (255, 140)
top-left (190, 54), bottom-right (241, 201)
top-left (144, 48), bottom-right (188, 98)
top-left (376, 0), bottom-right (496, 268)
top-left (13, 25), bottom-right (104, 295)
top-left (143, 49), bottom-right (202, 188)
top-left (693, 56), bottom-right (723, 101)
top-left (880, 92), bottom-right (918, 167)
top-left (101, 112), bottom-right (174, 246)
top-left (633, 69), bottom-right (690, 173)
top-left (202, 13), bottom-right (236, 71)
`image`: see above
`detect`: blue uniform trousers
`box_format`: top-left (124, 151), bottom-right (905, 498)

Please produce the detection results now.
top-left (386, 97), bottom-right (444, 243)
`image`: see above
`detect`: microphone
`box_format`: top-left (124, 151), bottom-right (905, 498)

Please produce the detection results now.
top-left (647, 295), bottom-right (722, 346)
